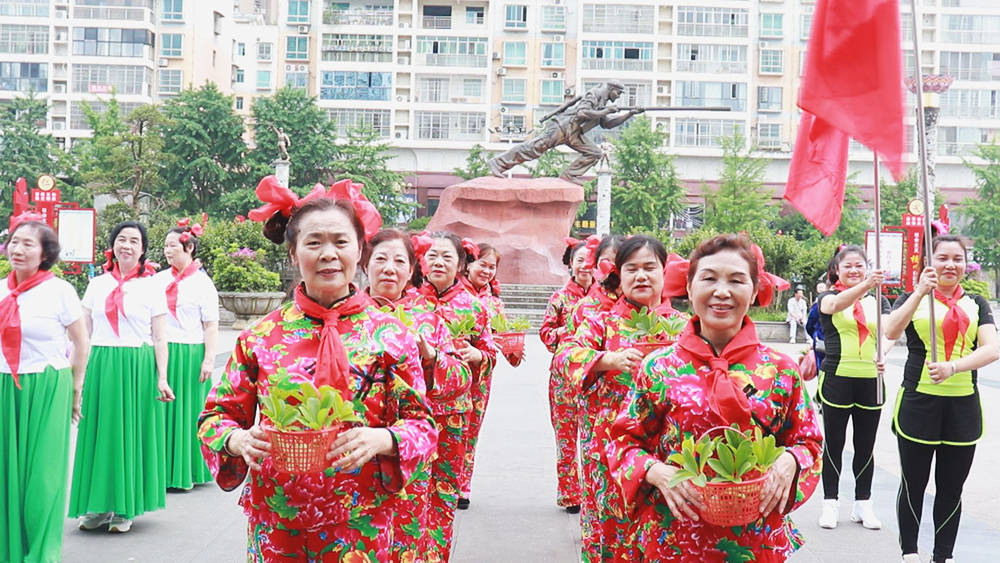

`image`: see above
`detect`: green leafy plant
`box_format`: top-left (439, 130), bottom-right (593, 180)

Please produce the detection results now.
top-left (620, 307), bottom-right (687, 341)
top-left (445, 314), bottom-right (478, 339)
top-left (259, 374), bottom-right (361, 431)
top-left (490, 313), bottom-right (531, 333)
top-left (667, 425), bottom-right (786, 486)
top-left (211, 244), bottom-right (282, 292)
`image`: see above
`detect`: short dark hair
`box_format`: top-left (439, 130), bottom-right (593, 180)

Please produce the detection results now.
top-left (687, 233), bottom-right (759, 290)
top-left (263, 198), bottom-right (366, 251)
top-left (562, 241), bottom-right (587, 267)
top-left (932, 234), bottom-right (967, 253)
top-left (476, 243), bottom-right (500, 266)
top-left (428, 231), bottom-right (473, 276)
top-left (364, 228), bottom-right (422, 287)
top-left (108, 221), bottom-right (149, 271)
top-left (167, 226), bottom-right (199, 258)
top-left (605, 235), bottom-right (667, 292)
top-left (7, 221), bottom-right (60, 271)
top-left (827, 245), bottom-right (867, 284)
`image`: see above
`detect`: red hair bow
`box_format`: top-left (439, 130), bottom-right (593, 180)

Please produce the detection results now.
top-left (750, 243), bottom-right (789, 307)
top-left (177, 218), bottom-right (204, 243)
top-left (9, 211), bottom-right (46, 232)
top-left (326, 178), bottom-right (382, 241)
top-left (247, 176), bottom-right (326, 223)
top-left (661, 253), bottom-right (691, 299)
top-left (177, 217), bottom-right (190, 227)
top-left (583, 235), bottom-right (602, 268)
top-left (462, 238), bottom-right (480, 260)
top-left (411, 232), bottom-right (433, 258)
top-left (102, 249), bottom-right (114, 272)
top-left (595, 258), bottom-right (616, 280)
top-left (563, 236), bottom-right (581, 247)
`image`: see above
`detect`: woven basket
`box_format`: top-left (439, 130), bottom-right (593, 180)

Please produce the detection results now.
top-left (632, 341), bottom-right (666, 357)
top-left (700, 472), bottom-right (768, 526)
top-left (495, 331), bottom-right (526, 356)
top-left (265, 424), bottom-right (342, 474)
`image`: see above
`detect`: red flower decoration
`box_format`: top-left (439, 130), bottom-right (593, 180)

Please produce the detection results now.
top-left (461, 238), bottom-right (480, 260)
top-left (177, 217), bottom-right (191, 227)
top-left (563, 236), bottom-right (581, 247)
top-left (247, 176), bottom-right (325, 223)
top-left (583, 235), bottom-right (601, 268)
top-left (190, 223), bottom-right (204, 237)
top-left (201, 212), bottom-right (209, 225)
top-left (102, 249), bottom-right (114, 271)
top-left (235, 215), bottom-right (246, 223)
top-left (596, 258), bottom-right (616, 280)
top-left (9, 210), bottom-right (46, 232)
top-left (326, 178), bottom-right (382, 241)
top-left (750, 243), bottom-right (789, 307)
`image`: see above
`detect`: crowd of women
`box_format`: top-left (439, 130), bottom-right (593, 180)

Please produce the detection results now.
top-left (1, 175), bottom-right (996, 563)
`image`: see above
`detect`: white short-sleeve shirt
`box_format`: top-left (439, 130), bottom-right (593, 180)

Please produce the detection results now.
top-left (82, 272), bottom-right (166, 347)
top-left (0, 276), bottom-right (82, 374)
top-left (152, 268), bottom-right (220, 344)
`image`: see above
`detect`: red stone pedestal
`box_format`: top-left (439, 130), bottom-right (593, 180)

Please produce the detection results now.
top-left (426, 176), bottom-right (584, 285)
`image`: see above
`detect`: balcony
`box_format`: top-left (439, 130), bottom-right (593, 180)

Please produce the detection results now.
top-left (422, 15), bottom-right (451, 29)
top-left (581, 59), bottom-right (653, 72)
top-left (680, 97), bottom-right (746, 111)
top-left (73, 6), bottom-right (147, 21)
top-left (422, 53), bottom-right (487, 68)
top-left (676, 23), bottom-right (748, 38)
top-left (323, 9), bottom-right (393, 26)
top-left (675, 60), bottom-right (748, 74)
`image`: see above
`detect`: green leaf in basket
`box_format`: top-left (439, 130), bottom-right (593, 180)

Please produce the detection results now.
top-left (751, 427), bottom-right (786, 471)
top-left (446, 314), bottom-right (477, 338)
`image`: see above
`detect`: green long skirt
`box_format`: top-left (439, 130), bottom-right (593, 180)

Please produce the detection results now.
top-left (164, 342), bottom-right (212, 489)
top-left (68, 345), bottom-right (166, 520)
top-left (1, 366), bottom-right (72, 563)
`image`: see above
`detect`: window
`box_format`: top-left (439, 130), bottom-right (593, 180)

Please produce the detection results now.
top-left (256, 69), bottom-right (271, 89)
top-left (677, 81), bottom-right (747, 111)
top-left (236, 42), bottom-right (245, 56)
top-left (417, 36), bottom-right (488, 67)
top-left (501, 114), bottom-right (526, 136)
top-left (584, 80), bottom-right (651, 107)
top-left (285, 71), bottom-right (308, 89)
top-left (328, 108), bottom-right (391, 138)
top-left (676, 43), bottom-right (747, 73)
top-left (504, 4), bottom-right (527, 29)
top-left (0, 24), bottom-right (48, 55)
top-left (323, 1), bottom-right (393, 25)
top-left (757, 123), bottom-right (781, 147)
top-left (581, 40), bottom-right (653, 71)
top-left (0, 61), bottom-right (46, 92)
top-left (422, 5), bottom-right (452, 29)
top-left (158, 69), bottom-right (182, 94)
top-left (759, 48), bottom-right (783, 74)
top-left (582, 5), bottom-right (654, 34)
top-left (504, 41), bottom-right (526, 66)
top-left (70, 101), bottom-right (141, 130)
top-left (161, 33), bottom-right (182, 57)
top-left (800, 14), bottom-right (813, 40)
top-left (942, 15), bottom-right (1000, 44)
top-left (757, 86), bottom-right (782, 111)
top-left (418, 77), bottom-right (449, 102)
top-left (321, 34), bottom-right (392, 63)
top-left (162, 0), bottom-right (182, 21)
top-left (940, 51), bottom-right (998, 81)
top-left (940, 88), bottom-right (1000, 119)
top-left (674, 118), bottom-right (745, 147)
top-left (465, 6), bottom-right (484, 24)
top-left (72, 64), bottom-right (151, 95)
top-left (541, 42), bottom-right (564, 67)
top-left (257, 42), bottom-right (272, 61)
top-left (463, 78), bottom-right (483, 99)
top-left (286, 36), bottom-right (308, 60)
top-left (72, 27), bottom-right (153, 58)
top-left (540, 79), bottom-right (563, 104)
top-left (502, 78), bottom-right (526, 103)
top-left (234, 68), bottom-right (244, 83)
top-left (676, 6), bottom-right (749, 38)
top-left (760, 13), bottom-right (783, 39)
top-left (319, 71), bottom-right (392, 100)
top-left (288, 0), bottom-right (309, 23)
top-left (415, 111), bottom-right (485, 140)
top-left (540, 5), bottom-right (566, 31)
top-left (0, 0), bottom-right (48, 18)
top-left (235, 96), bottom-right (243, 110)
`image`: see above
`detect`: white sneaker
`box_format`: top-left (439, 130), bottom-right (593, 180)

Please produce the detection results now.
top-left (818, 498), bottom-right (839, 529)
top-left (850, 499), bottom-right (883, 530)
top-left (790, 338), bottom-right (796, 344)
top-left (901, 554), bottom-right (921, 563)
top-left (108, 515), bottom-right (133, 533)
top-left (78, 512), bottom-right (112, 530)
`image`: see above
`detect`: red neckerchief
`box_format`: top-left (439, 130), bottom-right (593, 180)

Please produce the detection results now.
top-left (934, 286), bottom-right (971, 361)
top-left (0, 270), bottom-right (54, 388)
top-left (105, 262), bottom-right (146, 336)
top-left (588, 283), bottom-right (618, 311)
top-left (676, 317), bottom-right (760, 429)
top-left (165, 259), bottom-right (201, 319)
top-left (833, 281), bottom-right (870, 350)
top-left (293, 284), bottom-right (371, 390)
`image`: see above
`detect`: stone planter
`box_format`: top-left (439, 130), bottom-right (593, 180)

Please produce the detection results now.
top-left (218, 291), bottom-right (287, 329)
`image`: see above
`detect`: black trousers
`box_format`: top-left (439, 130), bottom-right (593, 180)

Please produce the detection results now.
top-left (821, 404), bottom-right (881, 500)
top-left (896, 436), bottom-right (976, 561)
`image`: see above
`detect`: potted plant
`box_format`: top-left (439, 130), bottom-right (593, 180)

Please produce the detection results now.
top-left (445, 314), bottom-right (479, 348)
top-left (213, 245), bottom-right (284, 329)
top-left (619, 307), bottom-right (687, 356)
top-left (258, 374), bottom-right (362, 474)
top-left (667, 425), bottom-right (787, 526)
top-left (490, 314), bottom-right (531, 357)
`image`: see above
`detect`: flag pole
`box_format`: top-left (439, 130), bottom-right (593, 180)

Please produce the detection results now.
top-left (873, 152), bottom-right (884, 405)
top-left (908, 0), bottom-right (938, 362)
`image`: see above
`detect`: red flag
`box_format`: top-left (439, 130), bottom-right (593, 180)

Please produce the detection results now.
top-left (12, 177), bottom-right (28, 216)
top-left (785, 0), bottom-right (906, 234)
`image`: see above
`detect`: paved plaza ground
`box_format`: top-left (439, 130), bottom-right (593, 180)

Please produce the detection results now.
top-left (60, 332), bottom-right (1000, 562)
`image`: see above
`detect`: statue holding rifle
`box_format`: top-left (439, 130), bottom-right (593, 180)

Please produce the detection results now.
top-left (487, 80), bottom-right (644, 184)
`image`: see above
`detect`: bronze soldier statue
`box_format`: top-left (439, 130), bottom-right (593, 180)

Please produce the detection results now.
top-left (487, 80), bottom-right (644, 184)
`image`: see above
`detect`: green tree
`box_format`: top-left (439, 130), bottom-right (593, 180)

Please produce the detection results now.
top-left (453, 144), bottom-right (493, 180)
top-left (0, 95), bottom-right (65, 216)
top-left (250, 88), bottom-right (339, 188)
top-left (962, 143), bottom-right (1000, 294)
top-left (528, 149), bottom-right (568, 178)
top-left (330, 126), bottom-right (415, 224)
top-left (831, 181), bottom-right (868, 244)
top-left (608, 116), bottom-right (683, 233)
top-left (161, 83), bottom-right (249, 213)
top-left (75, 103), bottom-right (171, 214)
top-left (702, 135), bottom-right (776, 233)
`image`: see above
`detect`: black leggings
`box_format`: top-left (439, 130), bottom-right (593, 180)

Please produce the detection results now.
top-left (821, 404), bottom-right (881, 500)
top-left (897, 436), bottom-right (976, 561)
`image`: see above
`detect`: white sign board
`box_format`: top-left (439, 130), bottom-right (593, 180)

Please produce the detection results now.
top-left (57, 208), bottom-right (96, 263)
top-left (865, 230), bottom-right (904, 287)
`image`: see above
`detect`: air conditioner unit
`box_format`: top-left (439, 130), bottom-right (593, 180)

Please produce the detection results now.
top-left (492, 51), bottom-right (501, 60)
top-left (158, 58), bottom-right (169, 67)
top-left (564, 87), bottom-right (575, 96)
top-left (780, 142), bottom-right (792, 152)
top-left (296, 64), bottom-right (306, 71)
top-left (496, 67), bottom-right (507, 75)
top-left (296, 25), bottom-right (310, 34)
top-left (499, 107), bottom-right (508, 113)
top-left (285, 64), bottom-right (293, 71)
top-left (395, 131), bottom-right (406, 139)
top-left (758, 41), bottom-right (770, 50)
top-left (54, 83), bottom-right (66, 93)
top-left (400, 22), bottom-right (411, 28)
top-left (550, 71), bottom-right (563, 79)
top-left (553, 35), bottom-right (564, 43)
top-left (396, 95), bottom-right (409, 102)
